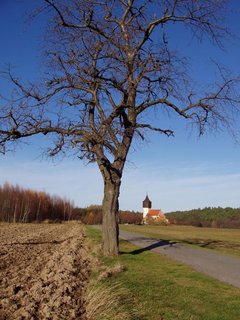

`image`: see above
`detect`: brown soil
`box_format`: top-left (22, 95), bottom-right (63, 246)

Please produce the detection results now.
top-left (0, 222), bottom-right (90, 320)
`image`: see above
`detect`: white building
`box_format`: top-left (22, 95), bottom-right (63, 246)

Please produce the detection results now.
top-left (142, 195), bottom-right (168, 224)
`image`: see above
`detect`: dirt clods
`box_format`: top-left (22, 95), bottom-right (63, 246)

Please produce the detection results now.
top-left (0, 222), bottom-right (90, 320)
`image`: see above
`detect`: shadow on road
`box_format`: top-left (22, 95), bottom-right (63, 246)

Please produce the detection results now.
top-left (120, 239), bottom-right (176, 255)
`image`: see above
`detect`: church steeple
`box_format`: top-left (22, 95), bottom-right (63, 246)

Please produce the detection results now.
top-left (142, 195), bottom-right (168, 225)
top-left (143, 195), bottom-right (152, 209)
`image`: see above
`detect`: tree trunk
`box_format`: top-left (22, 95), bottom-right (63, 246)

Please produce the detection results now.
top-left (102, 179), bottom-right (121, 256)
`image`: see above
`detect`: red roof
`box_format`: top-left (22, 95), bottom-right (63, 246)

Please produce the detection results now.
top-left (147, 209), bottom-right (165, 217)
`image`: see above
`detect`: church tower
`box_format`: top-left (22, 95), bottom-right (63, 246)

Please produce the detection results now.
top-left (142, 195), bottom-right (152, 219)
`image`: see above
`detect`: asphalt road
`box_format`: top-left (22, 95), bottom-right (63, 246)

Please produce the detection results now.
top-left (119, 229), bottom-right (240, 288)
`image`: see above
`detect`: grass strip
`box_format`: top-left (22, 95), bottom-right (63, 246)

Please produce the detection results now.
top-left (120, 224), bottom-right (240, 257)
top-left (86, 226), bottom-right (240, 320)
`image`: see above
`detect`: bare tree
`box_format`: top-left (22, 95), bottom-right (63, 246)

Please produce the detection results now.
top-left (0, 0), bottom-right (240, 255)
top-left (0, 183), bottom-right (74, 222)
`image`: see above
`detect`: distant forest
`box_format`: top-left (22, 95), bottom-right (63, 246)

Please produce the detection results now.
top-left (0, 182), bottom-right (142, 224)
top-left (166, 207), bottom-right (240, 228)
top-left (0, 183), bottom-right (74, 222)
top-left (73, 205), bottom-right (142, 225)
top-left (77, 206), bottom-right (240, 228)
top-left (2, 181), bottom-right (239, 228)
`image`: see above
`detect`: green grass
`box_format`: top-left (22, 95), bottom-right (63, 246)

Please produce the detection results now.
top-left (86, 226), bottom-right (240, 320)
top-left (120, 224), bottom-right (240, 256)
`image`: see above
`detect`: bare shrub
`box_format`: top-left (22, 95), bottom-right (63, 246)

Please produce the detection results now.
top-left (146, 216), bottom-right (169, 226)
top-left (98, 263), bottom-right (125, 280)
top-left (86, 281), bottom-right (133, 320)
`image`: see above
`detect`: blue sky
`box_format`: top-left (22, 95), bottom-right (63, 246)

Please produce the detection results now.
top-left (1, 1), bottom-right (240, 212)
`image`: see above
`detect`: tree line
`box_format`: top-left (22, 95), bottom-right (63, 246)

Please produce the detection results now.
top-left (0, 182), bottom-right (74, 223)
top-left (167, 207), bottom-right (240, 229)
top-left (73, 205), bottom-right (142, 225)
top-left (0, 183), bottom-right (142, 224)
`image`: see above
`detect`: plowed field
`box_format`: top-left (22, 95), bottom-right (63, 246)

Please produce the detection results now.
top-left (0, 222), bottom-right (89, 320)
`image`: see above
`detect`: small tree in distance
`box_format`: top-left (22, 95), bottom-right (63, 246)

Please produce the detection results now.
top-left (0, 0), bottom-right (240, 255)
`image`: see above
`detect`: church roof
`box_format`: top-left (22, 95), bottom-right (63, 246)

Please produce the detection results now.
top-left (147, 209), bottom-right (165, 217)
top-left (143, 195), bottom-right (152, 208)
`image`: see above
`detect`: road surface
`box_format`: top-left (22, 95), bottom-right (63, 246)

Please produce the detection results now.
top-left (118, 229), bottom-right (240, 288)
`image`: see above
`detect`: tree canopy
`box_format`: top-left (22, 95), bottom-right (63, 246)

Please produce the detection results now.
top-left (1, 0), bottom-right (239, 255)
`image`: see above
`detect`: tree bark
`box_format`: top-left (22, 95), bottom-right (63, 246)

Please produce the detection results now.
top-left (102, 179), bottom-right (121, 256)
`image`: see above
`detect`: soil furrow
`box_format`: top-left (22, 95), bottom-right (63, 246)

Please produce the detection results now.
top-left (0, 223), bottom-right (89, 320)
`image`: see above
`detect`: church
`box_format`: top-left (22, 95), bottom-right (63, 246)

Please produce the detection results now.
top-left (142, 195), bottom-right (168, 224)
